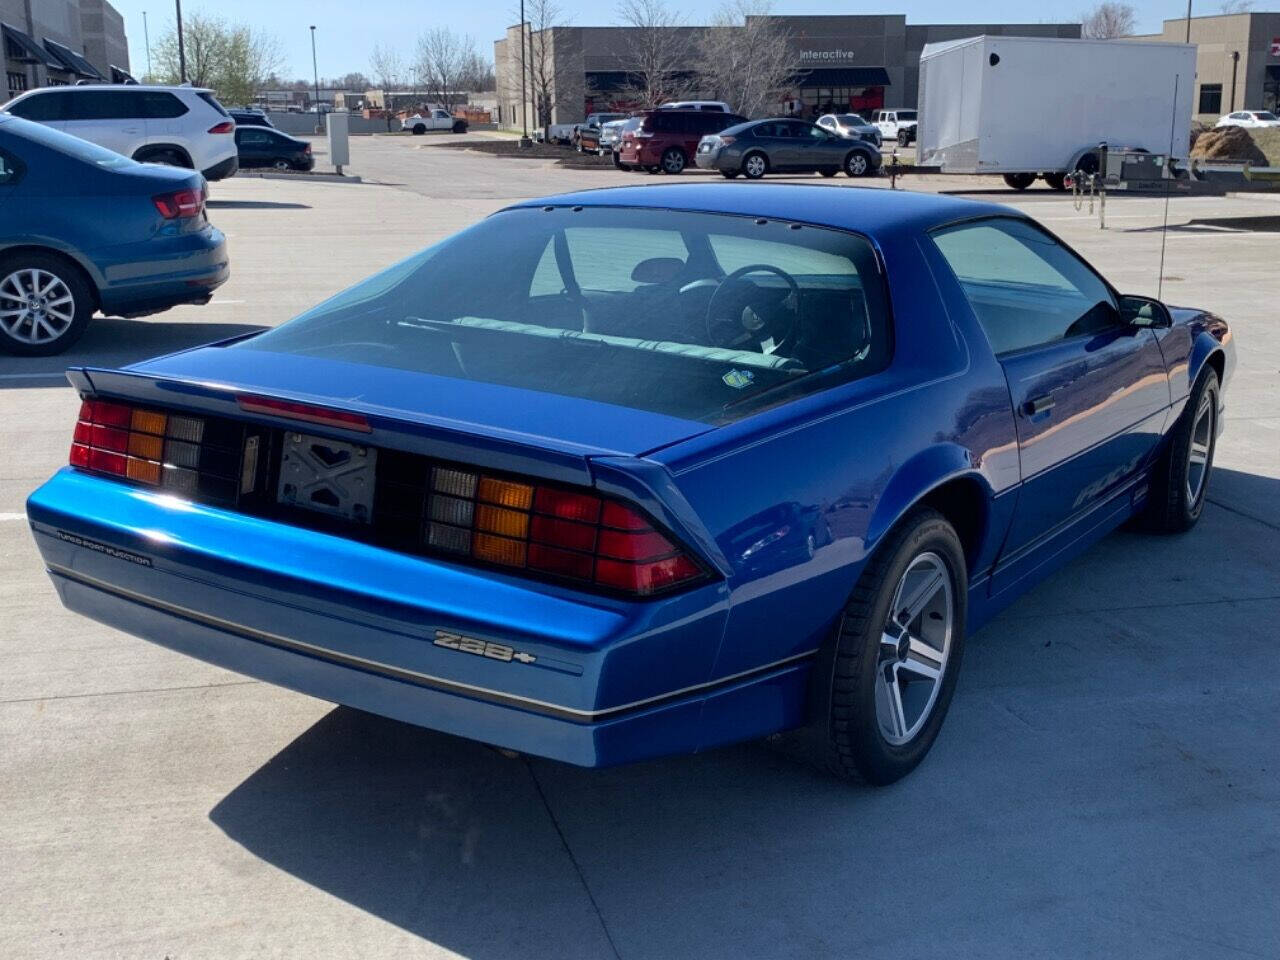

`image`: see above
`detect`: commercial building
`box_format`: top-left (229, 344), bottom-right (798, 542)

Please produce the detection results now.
top-left (494, 14), bottom-right (1079, 129)
top-left (2, 0), bottom-right (130, 100)
top-left (1135, 12), bottom-right (1280, 120)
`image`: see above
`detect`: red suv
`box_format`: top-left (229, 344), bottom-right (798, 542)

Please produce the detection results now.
top-left (618, 109), bottom-right (747, 174)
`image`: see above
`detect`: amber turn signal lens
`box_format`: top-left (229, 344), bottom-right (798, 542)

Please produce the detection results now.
top-left (477, 477), bottom-right (534, 510)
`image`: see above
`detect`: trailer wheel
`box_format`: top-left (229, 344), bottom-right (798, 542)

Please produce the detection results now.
top-left (1042, 172), bottom-right (1068, 191)
top-left (1002, 172), bottom-right (1035, 190)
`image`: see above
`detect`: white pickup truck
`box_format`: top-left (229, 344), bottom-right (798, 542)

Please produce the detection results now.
top-left (402, 108), bottom-right (468, 134)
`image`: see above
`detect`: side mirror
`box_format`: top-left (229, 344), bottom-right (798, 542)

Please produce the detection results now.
top-left (1118, 294), bottom-right (1172, 328)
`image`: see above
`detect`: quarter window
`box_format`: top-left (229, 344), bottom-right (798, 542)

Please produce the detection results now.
top-left (931, 218), bottom-right (1119, 355)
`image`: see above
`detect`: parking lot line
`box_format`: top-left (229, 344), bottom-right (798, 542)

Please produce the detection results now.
top-left (0, 512), bottom-right (25, 521)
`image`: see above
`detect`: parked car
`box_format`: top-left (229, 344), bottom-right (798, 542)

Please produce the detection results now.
top-left (1215, 110), bottom-right (1280, 129)
top-left (696, 118), bottom-right (881, 178)
top-left (573, 112), bottom-right (626, 151)
top-left (0, 115), bottom-right (228, 355)
top-left (402, 109), bottom-right (467, 134)
top-left (816, 112), bottom-right (882, 147)
top-left (597, 116), bottom-right (631, 157)
top-left (229, 109), bottom-right (273, 128)
top-left (545, 122), bottom-right (577, 144)
top-left (235, 126), bottom-right (314, 171)
top-left (873, 108), bottom-right (917, 145)
top-left (617, 108), bottom-right (747, 173)
top-left (3, 84), bottom-right (238, 180)
top-left (27, 184), bottom-right (1233, 784)
top-left (658, 100), bottom-right (732, 112)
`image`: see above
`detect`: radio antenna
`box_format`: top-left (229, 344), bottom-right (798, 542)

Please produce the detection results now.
top-left (1157, 73), bottom-right (1179, 300)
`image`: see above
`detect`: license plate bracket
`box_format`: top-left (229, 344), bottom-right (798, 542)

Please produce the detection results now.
top-left (276, 431), bottom-right (377, 523)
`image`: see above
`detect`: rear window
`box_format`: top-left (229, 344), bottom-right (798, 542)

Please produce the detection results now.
top-left (235, 207), bottom-right (892, 424)
top-left (898, 111), bottom-right (917, 121)
top-left (197, 92), bottom-right (229, 117)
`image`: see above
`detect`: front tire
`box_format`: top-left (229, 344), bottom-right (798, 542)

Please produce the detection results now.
top-left (820, 509), bottom-right (967, 784)
top-left (844, 150), bottom-right (872, 177)
top-left (0, 253), bottom-right (94, 356)
top-left (1144, 368), bottom-right (1219, 533)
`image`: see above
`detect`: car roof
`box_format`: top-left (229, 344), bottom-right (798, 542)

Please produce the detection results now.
top-left (508, 184), bottom-right (1018, 237)
top-left (17, 83), bottom-right (213, 95)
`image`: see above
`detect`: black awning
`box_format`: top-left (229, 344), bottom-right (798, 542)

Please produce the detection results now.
top-left (42, 37), bottom-right (104, 79)
top-left (2, 22), bottom-right (59, 67)
top-left (110, 65), bottom-right (137, 84)
top-left (791, 67), bottom-right (891, 87)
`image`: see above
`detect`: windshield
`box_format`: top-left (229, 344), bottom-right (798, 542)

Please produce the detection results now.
top-left (837, 114), bottom-right (864, 125)
top-left (236, 207), bottom-right (892, 424)
top-left (0, 115), bottom-right (135, 169)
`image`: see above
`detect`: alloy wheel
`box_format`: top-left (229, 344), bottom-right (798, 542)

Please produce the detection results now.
top-left (745, 154), bottom-right (766, 178)
top-left (1186, 390), bottom-right (1215, 504)
top-left (662, 150), bottom-right (685, 173)
top-left (875, 551), bottom-right (954, 746)
top-left (0, 269), bottom-right (76, 346)
top-left (847, 154), bottom-right (868, 176)
top-left (273, 159), bottom-right (291, 170)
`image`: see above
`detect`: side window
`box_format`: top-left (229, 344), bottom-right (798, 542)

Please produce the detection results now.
top-left (931, 218), bottom-right (1119, 355)
top-left (65, 91), bottom-right (137, 120)
top-left (805, 124), bottom-right (827, 140)
top-left (7, 91), bottom-right (65, 121)
top-left (140, 92), bottom-right (188, 119)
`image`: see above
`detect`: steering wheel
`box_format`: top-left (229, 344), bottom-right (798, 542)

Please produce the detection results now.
top-left (705, 263), bottom-right (801, 352)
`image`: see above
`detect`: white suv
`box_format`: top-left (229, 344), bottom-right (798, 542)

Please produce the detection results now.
top-left (2, 85), bottom-right (239, 180)
top-left (873, 109), bottom-right (917, 144)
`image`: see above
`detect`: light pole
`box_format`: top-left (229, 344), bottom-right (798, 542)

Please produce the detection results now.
top-left (1184, 0), bottom-right (1192, 43)
top-left (174, 0), bottom-right (186, 82)
top-left (143, 11), bottom-right (151, 80)
top-left (310, 26), bottom-right (322, 133)
top-left (518, 2), bottom-right (530, 146)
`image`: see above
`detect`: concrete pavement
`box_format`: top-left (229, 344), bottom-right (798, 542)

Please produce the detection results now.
top-left (1, 137), bottom-right (1277, 959)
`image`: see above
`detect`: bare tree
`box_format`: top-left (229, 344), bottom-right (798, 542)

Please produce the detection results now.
top-left (369, 44), bottom-right (407, 128)
top-left (519, 0), bottom-right (578, 136)
top-left (1080, 2), bottom-right (1137, 38)
top-left (615, 0), bottom-right (693, 107)
top-left (694, 1), bottom-right (791, 118)
top-left (416, 28), bottom-right (479, 113)
top-left (1219, 0), bottom-right (1254, 12)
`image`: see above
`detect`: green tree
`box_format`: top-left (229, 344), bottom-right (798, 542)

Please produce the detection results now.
top-left (151, 13), bottom-right (282, 107)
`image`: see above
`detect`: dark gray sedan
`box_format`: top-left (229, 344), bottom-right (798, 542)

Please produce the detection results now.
top-left (695, 119), bottom-right (881, 180)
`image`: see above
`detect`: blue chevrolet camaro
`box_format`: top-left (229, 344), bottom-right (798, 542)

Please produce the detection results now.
top-left (27, 185), bottom-right (1234, 783)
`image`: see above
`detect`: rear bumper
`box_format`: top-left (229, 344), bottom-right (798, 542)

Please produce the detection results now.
top-left (93, 225), bottom-right (229, 317)
top-left (27, 470), bottom-right (810, 767)
top-left (202, 154), bottom-right (239, 181)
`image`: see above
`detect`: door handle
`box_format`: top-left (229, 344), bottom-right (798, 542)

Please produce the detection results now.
top-left (1023, 394), bottom-right (1055, 416)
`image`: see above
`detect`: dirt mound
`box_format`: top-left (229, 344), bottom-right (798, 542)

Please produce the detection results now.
top-left (1189, 120), bottom-right (1210, 152)
top-left (1190, 125), bottom-right (1268, 165)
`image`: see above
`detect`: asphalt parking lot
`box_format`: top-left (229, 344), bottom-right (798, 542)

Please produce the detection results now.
top-left (2, 134), bottom-right (1278, 959)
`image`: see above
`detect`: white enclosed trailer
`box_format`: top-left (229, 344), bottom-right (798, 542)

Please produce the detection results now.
top-left (917, 36), bottom-right (1195, 189)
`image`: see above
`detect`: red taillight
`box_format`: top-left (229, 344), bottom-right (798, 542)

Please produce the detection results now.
top-left (423, 466), bottom-right (706, 596)
top-left (153, 187), bottom-right (205, 219)
top-left (69, 398), bottom-right (241, 503)
top-left (303, 143), bottom-right (312, 154)
top-left (208, 120), bottom-right (235, 134)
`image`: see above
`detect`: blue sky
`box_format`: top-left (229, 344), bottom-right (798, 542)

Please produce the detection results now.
top-left (115, 0), bottom-right (1217, 81)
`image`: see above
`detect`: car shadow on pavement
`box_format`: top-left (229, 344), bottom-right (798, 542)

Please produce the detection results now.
top-left (208, 468), bottom-right (1280, 959)
top-left (0, 319), bottom-right (265, 387)
top-left (206, 200), bottom-right (311, 210)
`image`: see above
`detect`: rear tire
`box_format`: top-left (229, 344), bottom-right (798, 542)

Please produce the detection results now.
top-left (721, 170), bottom-right (739, 179)
top-left (412, 124), bottom-right (426, 135)
top-left (1003, 172), bottom-right (1036, 190)
top-left (743, 151), bottom-right (768, 179)
top-left (612, 153), bottom-right (630, 171)
top-left (814, 509), bottom-right (967, 785)
top-left (1042, 172), bottom-right (1068, 191)
top-left (660, 147), bottom-right (686, 174)
top-left (1143, 368), bottom-right (1219, 533)
top-left (272, 158), bottom-right (291, 171)
top-left (819, 167), bottom-right (839, 178)
top-left (0, 252), bottom-right (94, 356)
top-left (135, 148), bottom-right (190, 168)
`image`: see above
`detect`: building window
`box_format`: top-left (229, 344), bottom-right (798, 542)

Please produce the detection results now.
top-left (1265, 66), bottom-right (1280, 115)
top-left (1198, 83), bottom-right (1222, 115)
top-left (7, 71), bottom-right (28, 98)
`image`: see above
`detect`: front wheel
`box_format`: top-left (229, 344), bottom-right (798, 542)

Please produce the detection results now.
top-left (452, 121), bottom-right (467, 133)
top-left (1144, 368), bottom-right (1219, 532)
top-left (844, 151), bottom-right (872, 177)
top-left (0, 254), bottom-right (94, 356)
top-left (818, 509), bottom-right (967, 784)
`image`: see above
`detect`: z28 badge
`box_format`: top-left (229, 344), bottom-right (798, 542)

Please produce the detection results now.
top-left (434, 630), bottom-right (537, 664)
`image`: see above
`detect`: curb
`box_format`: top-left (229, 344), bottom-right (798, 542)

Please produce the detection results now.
top-left (234, 172), bottom-right (362, 184)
